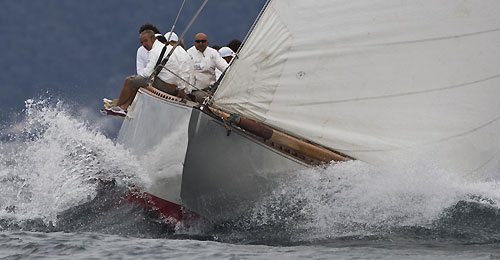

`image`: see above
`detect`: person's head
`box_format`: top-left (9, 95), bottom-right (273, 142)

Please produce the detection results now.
top-left (139, 23), bottom-right (160, 34)
top-left (227, 39), bottom-right (242, 53)
top-left (164, 32), bottom-right (179, 44)
top-left (194, 33), bottom-right (209, 52)
top-left (211, 45), bottom-right (221, 51)
top-left (218, 47), bottom-right (235, 63)
top-left (140, 30), bottom-right (156, 51)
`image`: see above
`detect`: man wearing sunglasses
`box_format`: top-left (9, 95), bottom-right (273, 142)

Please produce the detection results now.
top-left (187, 33), bottom-right (228, 101)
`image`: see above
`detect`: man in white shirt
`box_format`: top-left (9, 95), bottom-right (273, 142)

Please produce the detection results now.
top-left (113, 30), bottom-right (192, 112)
top-left (141, 33), bottom-right (192, 98)
top-left (215, 47), bottom-right (235, 80)
top-left (164, 31), bottom-right (194, 93)
top-left (187, 33), bottom-right (228, 101)
top-left (136, 24), bottom-right (161, 75)
top-left (164, 32), bottom-right (179, 46)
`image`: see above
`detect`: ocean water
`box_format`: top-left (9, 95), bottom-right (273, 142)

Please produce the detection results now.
top-left (2, 99), bottom-right (500, 259)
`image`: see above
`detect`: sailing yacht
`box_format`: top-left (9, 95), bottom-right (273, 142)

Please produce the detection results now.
top-left (117, 0), bottom-right (500, 224)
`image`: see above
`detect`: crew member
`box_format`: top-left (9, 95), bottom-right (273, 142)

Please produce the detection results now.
top-left (187, 33), bottom-right (228, 101)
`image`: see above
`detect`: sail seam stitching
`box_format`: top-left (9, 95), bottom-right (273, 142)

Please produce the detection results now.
top-left (311, 73), bottom-right (500, 105)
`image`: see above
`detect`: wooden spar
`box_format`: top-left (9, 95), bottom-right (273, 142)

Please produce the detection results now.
top-left (208, 107), bottom-right (350, 163)
top-left (270, 130), bottom-right (350, 163)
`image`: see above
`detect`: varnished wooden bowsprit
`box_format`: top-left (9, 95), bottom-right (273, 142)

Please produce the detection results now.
top-left (208, 107), bottom-right (351, 164)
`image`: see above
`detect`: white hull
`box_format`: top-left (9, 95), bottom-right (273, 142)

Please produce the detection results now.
top-left (117, 89), bottom-right (194, 205)
top-left (117, 89), bottom-right (314, 221)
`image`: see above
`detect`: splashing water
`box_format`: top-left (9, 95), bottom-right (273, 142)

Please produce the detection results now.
top-left (213, 159), bottom-right (500, 245)
top-left (2, 98), bottom-right (500, 245)
top-left (0, 98), bottom-right (141, 229)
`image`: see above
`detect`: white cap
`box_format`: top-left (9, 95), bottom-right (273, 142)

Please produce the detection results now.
top-left (164, 32), bottom-right (179, 42)
top-left (219, 47), bottom-right (235, 58)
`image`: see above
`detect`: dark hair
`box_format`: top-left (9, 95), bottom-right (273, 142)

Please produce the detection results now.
top-left (226, 39), bottom-right (242, 52)
top-left (139, 23), bottom-right (160, 34)
top-left (211, 45), bottom-right (221, 51)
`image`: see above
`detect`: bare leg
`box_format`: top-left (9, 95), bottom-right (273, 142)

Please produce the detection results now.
top-left (115, 76), bottom-right (138, 110)
top-left (123, 89), bottom-right (138, 108)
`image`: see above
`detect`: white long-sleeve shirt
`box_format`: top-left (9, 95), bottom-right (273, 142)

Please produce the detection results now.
top-left (138, 39), bottom-right (192, 92)
top-left (187, 46), bottom-right (228, 91)
top-left (215, 59), bottom-right (229, 81)
top-left (174, 47), bottom-right (195, 93)
top-left (136, 46), bottom-right (148, 75)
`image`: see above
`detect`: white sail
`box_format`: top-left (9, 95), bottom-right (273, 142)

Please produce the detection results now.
top-left (213, 0), bottom-right (500, 176)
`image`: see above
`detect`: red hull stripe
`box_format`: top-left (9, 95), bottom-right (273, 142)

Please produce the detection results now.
top-left (126, 189), bottom-right (183, 222)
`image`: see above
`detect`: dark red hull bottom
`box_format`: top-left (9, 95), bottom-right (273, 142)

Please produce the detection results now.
top-left (126, 188), bottom-right (198, 225)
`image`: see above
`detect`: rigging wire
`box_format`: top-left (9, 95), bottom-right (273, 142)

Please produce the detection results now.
top-left (151, 0), bottom-right (210, 97)
top-left (158, 65), bottom-right (210, 97)
top-left (147, 0), bottom-right (209, 92)
top-left (166, 0), bottom-right (186, 42)
top-left (208, 0), bottom-right (272, 104)
top-left (155, 0), bottom-right (210, 96)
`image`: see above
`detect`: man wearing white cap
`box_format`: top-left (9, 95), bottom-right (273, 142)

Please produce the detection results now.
top-left (187, 33), bottom-right (228, 101)
top-left (215, 47), bottom-right (235, 80)
top-left (218, 47), bottom-right (235, 63)
top-left (164, 32), bottom-right (178, 43)
top-left (164, 31), bottom-right (186, 50)
top-left (164, 31), bottom-right (193, 94)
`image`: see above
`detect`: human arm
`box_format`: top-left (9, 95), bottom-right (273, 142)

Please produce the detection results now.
top-left (138, 42), bottom-right (164, 78)
top-left (214, 51), bottom-right (229, 72)
top-left (136, 46), bottom-right (148, 75)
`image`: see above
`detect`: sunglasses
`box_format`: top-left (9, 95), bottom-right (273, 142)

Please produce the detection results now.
top-left (195, 39), bottom-right (207, 43)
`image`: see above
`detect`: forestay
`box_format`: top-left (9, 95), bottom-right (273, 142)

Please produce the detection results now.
top-left (213, 0), bottom-right (500, 176)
